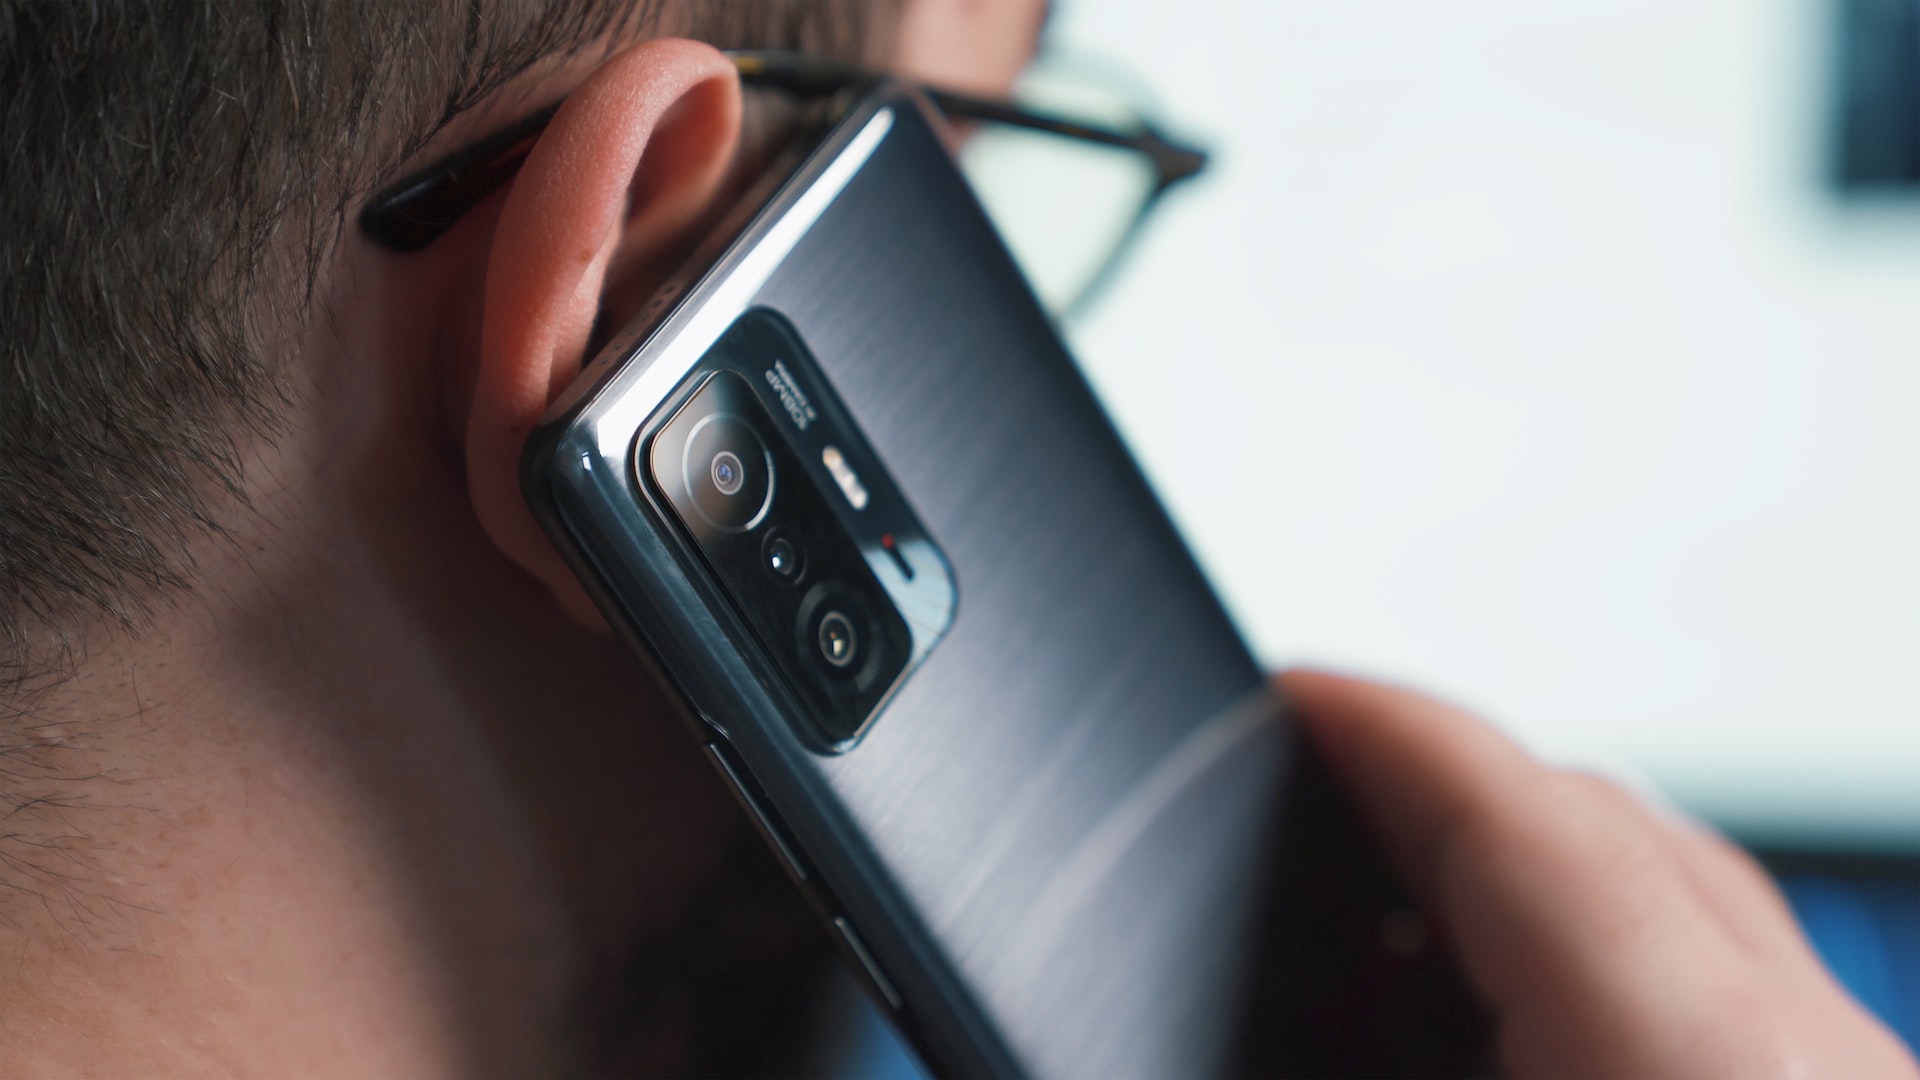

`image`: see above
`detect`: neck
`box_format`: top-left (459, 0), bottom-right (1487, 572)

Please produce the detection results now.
top-left (0, 412), bottom-right (741, 1074)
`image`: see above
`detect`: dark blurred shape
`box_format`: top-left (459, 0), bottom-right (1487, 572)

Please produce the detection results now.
top-left (1832, 0), bottom-right (1920, 189)
top-left (1228, 739), bottom-right (1494, 1078)
top-left (1760, 847), bottom-right (1920, 1052)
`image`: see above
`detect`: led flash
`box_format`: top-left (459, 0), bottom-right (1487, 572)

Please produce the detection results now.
top-left (821, 445), bottom-right (869, 511)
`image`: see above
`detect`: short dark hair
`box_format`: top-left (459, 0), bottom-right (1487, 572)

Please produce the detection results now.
top-left (0, 0), bottom-right (888, 692)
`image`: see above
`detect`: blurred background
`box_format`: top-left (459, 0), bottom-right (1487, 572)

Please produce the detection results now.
top-left (845, 0), bottom-right (1920, 1072)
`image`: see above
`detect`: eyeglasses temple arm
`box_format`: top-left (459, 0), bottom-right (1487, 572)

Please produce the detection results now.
top-left (357, 102), bottom-right (560, 253)
top-left (925, 89), bottom-right (1209, 190)
top-left (358, 50), bottom-right (1210, 253)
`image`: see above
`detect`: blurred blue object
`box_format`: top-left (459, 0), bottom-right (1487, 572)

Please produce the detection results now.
top-left (833, 995), bottom-right (929, 1080)
top-left (1832, 0), bottom-right (1920, 189)
top-left (1780, 869), bottom-right (1920, 1051)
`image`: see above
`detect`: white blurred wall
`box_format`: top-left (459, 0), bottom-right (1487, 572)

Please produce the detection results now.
top-left (1047, 0), bottom-right (1920, 841)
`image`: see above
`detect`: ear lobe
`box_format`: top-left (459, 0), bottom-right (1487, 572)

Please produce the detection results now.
top-left (466, 39), bottom-right (742, 623)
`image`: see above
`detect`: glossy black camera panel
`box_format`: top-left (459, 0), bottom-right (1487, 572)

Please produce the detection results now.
top-left (642, 310), bottom-right (950, 745)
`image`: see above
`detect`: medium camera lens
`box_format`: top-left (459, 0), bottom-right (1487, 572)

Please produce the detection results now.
top-left (762, 530), bottom-right (804, 582)
top-left (681, 414), bottom-right (771, 530)
top-left (817, 610), bottom-right (858, 669)
top-left (796, 583), bottom-right (886, 695)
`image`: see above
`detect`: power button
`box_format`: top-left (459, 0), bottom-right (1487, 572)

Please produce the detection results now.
top-left (702, 741), bottom-right (809, 884)
top-left (833, 916), bottom-right (904, 1011)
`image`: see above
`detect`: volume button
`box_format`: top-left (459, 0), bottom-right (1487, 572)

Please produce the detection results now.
top-left (702, 742), bottom-right (809, 884)
top-left (833, 916), bottom-right (904, 1012)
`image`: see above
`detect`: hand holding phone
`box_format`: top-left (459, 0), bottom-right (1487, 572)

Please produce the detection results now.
top-left (1288, 670), bottom-right (1920, 1079)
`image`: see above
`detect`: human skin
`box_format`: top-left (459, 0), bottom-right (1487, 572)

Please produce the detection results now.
top-left (0, 0), bottom-right (1907, 1074)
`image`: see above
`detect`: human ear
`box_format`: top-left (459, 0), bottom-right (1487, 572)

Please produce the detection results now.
top-left (465, 39), bottom-right (741, 624)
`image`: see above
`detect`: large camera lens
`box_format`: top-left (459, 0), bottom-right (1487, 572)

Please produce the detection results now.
top-left (682, 414), bottom-right (772, 531)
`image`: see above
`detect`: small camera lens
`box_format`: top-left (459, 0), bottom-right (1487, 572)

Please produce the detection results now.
top-left (817, 610), bottom-right (858, 669)
top-left (710, 450), bottom-right (744, 495)
top-left (763, 531), bottom-right (804, 582)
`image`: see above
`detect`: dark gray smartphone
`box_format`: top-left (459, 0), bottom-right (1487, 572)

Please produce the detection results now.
top-left (523, 84), bottom-right (1487, 1077)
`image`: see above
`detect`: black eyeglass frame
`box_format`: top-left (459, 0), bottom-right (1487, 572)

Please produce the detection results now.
top-left (357, 50), bottom-right (1210, 308)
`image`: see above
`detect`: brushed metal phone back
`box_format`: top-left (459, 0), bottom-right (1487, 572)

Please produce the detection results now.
top-left (525, 87), bottom-right (1478, 1078)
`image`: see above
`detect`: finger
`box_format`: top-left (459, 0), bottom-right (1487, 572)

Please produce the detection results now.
top-left (1660, 816), bottom-right (1826, 973)
top-left (1552, 770), bottom-right (1825, 975)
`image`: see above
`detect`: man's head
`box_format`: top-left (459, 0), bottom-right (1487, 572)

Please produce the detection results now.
top-left (0, 0), bottom-right (890, 680)
top-left (0, 2), bottom-right (1042, 1073)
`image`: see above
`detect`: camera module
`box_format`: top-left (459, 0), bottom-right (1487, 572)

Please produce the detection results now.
top-left (682, 414), bottom-right (771, 530)
top-left (644, 337), bottom-right (945, 747)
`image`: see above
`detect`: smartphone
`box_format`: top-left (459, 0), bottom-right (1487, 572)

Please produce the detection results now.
top-left (524, 83), bottom-right (1488, 1077)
